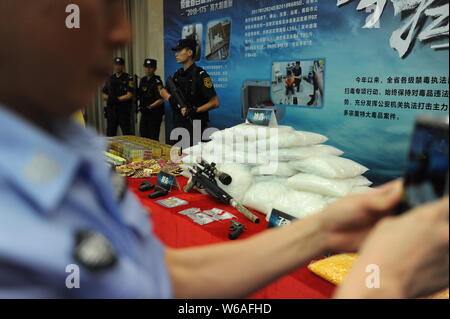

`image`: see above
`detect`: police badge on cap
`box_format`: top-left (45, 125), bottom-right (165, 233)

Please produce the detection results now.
top-left (114, 57), bottom-right (125, 65)
top-left (144, 59), bottom-right (157, 68)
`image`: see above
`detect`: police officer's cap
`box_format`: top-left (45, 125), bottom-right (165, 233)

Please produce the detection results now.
top-left (114, 57), bottom-right (125, 65)
top-left (172, 39), bottom-right (197, 55)
top-left (144, 59), bottom-right (157, 68)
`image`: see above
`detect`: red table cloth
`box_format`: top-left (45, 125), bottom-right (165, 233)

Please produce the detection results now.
top-left (128, 176), bottom-right (335, 299)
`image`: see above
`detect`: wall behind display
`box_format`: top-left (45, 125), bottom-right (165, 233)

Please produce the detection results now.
top-left (163, 0), bottom-right (449, 185)
top-left (87, 0), bottom-right (166, 141)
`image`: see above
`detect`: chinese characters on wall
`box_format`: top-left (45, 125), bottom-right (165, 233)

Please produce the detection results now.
top-left (343, 75), bottom-right (449, 120)
top-left (244, 0), bottom-right (319, 58)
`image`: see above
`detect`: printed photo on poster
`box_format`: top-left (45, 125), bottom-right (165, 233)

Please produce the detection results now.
top-left (205, 18), bottom-right (232, 61)
top-left (181, 23), bottom-right (203, 62)
top-left (271, 59), bottom-right (325, 108)
top-left (241, 80), bottom-right (286, 122)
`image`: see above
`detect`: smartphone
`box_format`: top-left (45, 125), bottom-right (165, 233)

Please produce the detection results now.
top-left (395, 115), bottom-right (449, 215)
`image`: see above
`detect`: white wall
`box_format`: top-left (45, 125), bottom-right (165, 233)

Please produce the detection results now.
top-left (86, 0), bottom-right (167, 140)
top-left (148, 0), bottom-right (165, 80)
top-left (147, 0), bottom-right (165, 142)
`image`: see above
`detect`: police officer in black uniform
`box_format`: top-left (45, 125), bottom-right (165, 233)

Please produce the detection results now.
top-left (160, 39), bottom-right (219, 148)
top-left (102, 57), bottom-right (134, 137)
top-left (138, 59), bottom-right (164, 140)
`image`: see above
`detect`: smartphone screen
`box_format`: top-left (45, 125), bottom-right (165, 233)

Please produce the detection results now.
top-left (396, 116), bottom-right (449, 214)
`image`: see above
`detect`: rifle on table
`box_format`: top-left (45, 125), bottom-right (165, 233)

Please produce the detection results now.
top-left (166, 76), bottom-right (197, 121)
top-left (184, 159), bottom-right (260, 224)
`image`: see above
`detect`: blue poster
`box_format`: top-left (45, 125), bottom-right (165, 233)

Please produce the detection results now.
top-left (164, 0), bottom-right (449, 184)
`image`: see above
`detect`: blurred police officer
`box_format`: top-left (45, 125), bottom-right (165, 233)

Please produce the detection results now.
top-left (138, 59), bottom-right (164, 141)
top-left (160, 39), bottom-right (219, 147)
top-left (102, 57), bottom-right (134, 137)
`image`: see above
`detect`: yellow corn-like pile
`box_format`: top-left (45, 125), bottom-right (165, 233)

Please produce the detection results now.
top-left (308, 254), bottom-right (357, 285)
top-left (308, 254), bottom-right (448, 299)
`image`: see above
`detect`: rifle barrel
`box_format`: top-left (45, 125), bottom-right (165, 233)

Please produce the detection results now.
top-left (230, 199), bottom-right (260, 224)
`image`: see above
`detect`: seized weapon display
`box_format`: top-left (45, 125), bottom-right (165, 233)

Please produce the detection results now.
top-left (184, 159), bottom-right (260, 223)
top-left (229, 220), bottom-right (245, 240)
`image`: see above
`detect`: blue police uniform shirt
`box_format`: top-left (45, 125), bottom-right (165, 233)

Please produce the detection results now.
top-left (0, 104), bottom-right (173, 298)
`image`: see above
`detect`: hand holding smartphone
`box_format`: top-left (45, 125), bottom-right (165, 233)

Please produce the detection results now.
top-left (396, 115), bottom-right (449, 215)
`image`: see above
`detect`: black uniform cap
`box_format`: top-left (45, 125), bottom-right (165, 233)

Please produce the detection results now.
top-left (172, 39), bottom-right (197, 55)
top-left (144, 59), bottom-right (157, 68)
top-left (114, 57), bottom-right (125, 65)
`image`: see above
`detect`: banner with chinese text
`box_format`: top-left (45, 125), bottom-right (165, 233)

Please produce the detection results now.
top-left (164, 0), bottom-right (449, 184)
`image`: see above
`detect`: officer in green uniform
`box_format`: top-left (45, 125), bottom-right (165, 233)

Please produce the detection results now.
top-left (138, 59), bottom-right (164, 141)
top-left (102, 57), bottom-right (134, 137)
top-left (160, 39), bottom-right (220, 148)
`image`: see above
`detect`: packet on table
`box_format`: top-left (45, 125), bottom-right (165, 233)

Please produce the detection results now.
top-left (177, 208), bottom-right (235, 225)
top-left (156, 197), bottom-right (189, 208)
top-left (203, 208), bottom-right (236, 221)
top-left (190, 213), bottom-right (215, 225)
top-left (178, 208), bottom-right (201, 215)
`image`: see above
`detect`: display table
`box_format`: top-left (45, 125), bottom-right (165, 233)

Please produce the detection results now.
top-left (128, 176), bottom-right (335, 299)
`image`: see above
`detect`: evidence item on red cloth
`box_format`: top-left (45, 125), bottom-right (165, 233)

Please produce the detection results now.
top-left (138, 180), bottom-right (155, 192)
top-left (189, 212), bottom-right (215, 226)
top-left (130, 176), bottom-right (265, 240)
top-left (149, 189), bottom-right (168, 199)
top-left (308, 254), bottom-right (357, 286)
top-left (128, 176), bottom-right (336, 299)
top-left (203, 208), bottom-right (235, 221)
top-left (267, 208), bottom-right (297, 228)
top-left (199, 159), bottom-right (232, 185)
top-left (178, 207), bottom-right (201, 216)
top-left (149, 171), bottom-right (180, 200)
top-left (156, 197), bottom-right (189, 209)
top-left (106, 135), bottom-right (181, 165)
top-left (115, 159), bottom-right (178, 178)
top-left (177, 208), bottom-right (215, 226)
top-left (184, 159), bottom-right (260, 223)
top-left (308, 254), bottom-right (450, 299)
top-left (229, 220), bottom-right (245, 240)
top-left (177, 208), bottom-right (236, 226)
